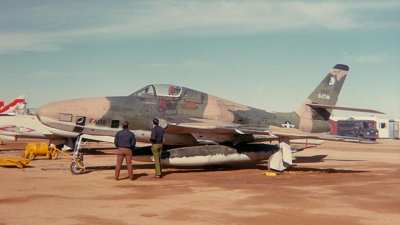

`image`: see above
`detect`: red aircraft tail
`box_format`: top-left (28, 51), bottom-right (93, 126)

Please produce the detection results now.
top-left (0, 95), bottom-right (26, 114)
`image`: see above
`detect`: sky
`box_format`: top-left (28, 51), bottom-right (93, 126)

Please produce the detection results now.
top-left (1, 0), bottom-right (399, 118)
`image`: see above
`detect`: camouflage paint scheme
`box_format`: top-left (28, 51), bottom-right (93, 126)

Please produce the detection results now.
top-left (35, 64), bottom-right (382, 172)
top-left (36, 64), bottom-right (348, 145)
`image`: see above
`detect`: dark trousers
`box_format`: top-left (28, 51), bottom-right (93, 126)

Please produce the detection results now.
top-left (151, 143), bottom-right (163, 176)
top-left (115, 148), bottom-right (133, 180)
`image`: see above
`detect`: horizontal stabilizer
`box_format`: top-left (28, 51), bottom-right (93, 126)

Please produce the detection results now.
top-left (269, 126), bottom-right (376, 143)
top-left (307, 104), bottom-right (385, 114)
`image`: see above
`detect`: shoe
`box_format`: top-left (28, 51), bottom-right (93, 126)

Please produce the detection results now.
top-left (115, 178), bottom-right (119, 181)
top-left (153, 175), bottom-right (161, 179)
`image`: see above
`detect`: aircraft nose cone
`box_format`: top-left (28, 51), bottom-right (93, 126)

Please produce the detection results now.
top-left (37, 103), bottom-right (51, 119)
top-left (36, 105), bottom-right (48, 123)
top-left (36, 105), bottom-right (45, 118)
top-left (36, 101), bottom-right (67, 125)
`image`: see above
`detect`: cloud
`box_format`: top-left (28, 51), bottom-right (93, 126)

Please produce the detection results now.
top-left (0, 33), bottom-right (63, 53)
top-left (139, 63), bottom-right (169, 68)
top-left (355, 53), bottom-right (388, 63)
top-left (139, 60), bottom-right (213, 68)
top-left (36, 70), bottom-right (84, 78)
top-left (182, 60), bottom-right (213, 67)
top-left (0, 1), bottom-right (399, 53)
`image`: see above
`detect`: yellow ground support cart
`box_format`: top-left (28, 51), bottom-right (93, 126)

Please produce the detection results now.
top-left (21, 143), bottom-right (71, 160)
top-left (0, 158), bottom-right (30, 168)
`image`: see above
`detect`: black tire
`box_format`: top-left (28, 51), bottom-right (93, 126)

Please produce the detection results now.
top-left (70, 160), bottom-right (85, 174)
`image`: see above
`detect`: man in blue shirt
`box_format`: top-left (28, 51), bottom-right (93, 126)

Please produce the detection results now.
top-left (114, 121), bottom-right (136, 181)
top-left (150, 118), bottom-right (164, 178)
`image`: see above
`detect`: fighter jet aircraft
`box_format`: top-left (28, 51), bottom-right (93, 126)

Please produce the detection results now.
top-left (0, 95), bottom-right (28, 144)
top-left (36, 64), bottom-right (383, 174)
top-left (0, 113), bottom-right (78, 147)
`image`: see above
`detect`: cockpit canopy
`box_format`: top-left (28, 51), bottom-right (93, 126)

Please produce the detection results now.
top-left (132, 84), bottom-right (183, 98)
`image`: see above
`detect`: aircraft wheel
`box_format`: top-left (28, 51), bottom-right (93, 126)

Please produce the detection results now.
top-left (51, 151), bottom-right (58, 160)
top-left (70, 160), bottom-right (85, 174)
top-left (28, 151), bottom-right (36, 160)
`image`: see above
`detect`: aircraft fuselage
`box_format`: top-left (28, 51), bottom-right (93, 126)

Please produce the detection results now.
top-left (36, 84), bottom-right (331, 145)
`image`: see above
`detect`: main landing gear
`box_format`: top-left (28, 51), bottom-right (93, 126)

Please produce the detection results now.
top-left (267, 137), bottom-right (293, 173)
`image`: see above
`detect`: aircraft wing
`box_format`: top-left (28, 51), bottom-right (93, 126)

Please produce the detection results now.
top-left (162, 116), bottom-right (244, 134)
top-left (80, 134), bottom-right (115, 143)
top-left (161, 116), bottom-right (375, 144)
top-left (269, 126), bottom-right (375, 143)
top-left (307, 104), bottom-right (385, 114)
top-left (162, 116), bottom-right (273, 134)
top-left (160, 116), bottom-right (276, 145)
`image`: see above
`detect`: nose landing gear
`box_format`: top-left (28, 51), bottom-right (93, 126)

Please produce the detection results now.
top-left (70, 134), bottom-right (86, 174)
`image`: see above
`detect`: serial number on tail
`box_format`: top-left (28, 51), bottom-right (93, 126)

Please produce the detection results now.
top-left (318, 94), bottom-right (331, 100)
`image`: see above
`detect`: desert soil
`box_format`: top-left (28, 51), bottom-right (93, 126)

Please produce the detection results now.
top-left (0, 138), bottom-right (399, 225)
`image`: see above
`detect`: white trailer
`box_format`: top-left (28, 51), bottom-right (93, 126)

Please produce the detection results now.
top-left (375, 118), bottom-right (399, 139)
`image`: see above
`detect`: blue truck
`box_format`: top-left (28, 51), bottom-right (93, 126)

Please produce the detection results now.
top-left (337, 119), bottom-right (379, 141)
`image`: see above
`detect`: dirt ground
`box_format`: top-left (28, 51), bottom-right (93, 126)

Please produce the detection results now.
top-left (0, 138), bottom-right (399, 225)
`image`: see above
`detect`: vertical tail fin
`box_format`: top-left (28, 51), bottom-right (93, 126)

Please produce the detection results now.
top-left (295, 64), bottom-right (349, 121)
top-left (0, 94), bottom-right (26, 114)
